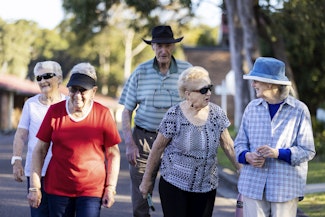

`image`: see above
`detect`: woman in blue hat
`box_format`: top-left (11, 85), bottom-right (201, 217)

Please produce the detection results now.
top-left (234, 57), bottom-right (316, 217)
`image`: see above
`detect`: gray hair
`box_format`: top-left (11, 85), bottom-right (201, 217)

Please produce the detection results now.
top-left (178, 66), bottom-right (211, 99)
top-left (278, 85), bottom-right (292, 100)
top-left (70, 62), bottom-right (97, 81)
top-left (33, 61), bottom-right (63, 77)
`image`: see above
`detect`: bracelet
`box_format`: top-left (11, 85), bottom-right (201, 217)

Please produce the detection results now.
top-left (11, 156), bottom-right (22, 165)
top-left (29, 187), bottom-right (40, 192)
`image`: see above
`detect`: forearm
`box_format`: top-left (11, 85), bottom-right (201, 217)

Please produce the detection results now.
top-left (222, 144), bottom-right (242, 171)
top-left (13, 128), bottom-right (28, 156)
top-left (121, 108), bottom-right (133, 144)
top-left (220, 130), bottom-right (242, 171)
top-left (30, 140), bottom-right (48, 188)
top-left (105, 145), bottom-right (121, 191)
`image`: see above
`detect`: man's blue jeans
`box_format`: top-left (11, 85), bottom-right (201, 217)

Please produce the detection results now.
top-left (47, 194), bottom-right (102, 217)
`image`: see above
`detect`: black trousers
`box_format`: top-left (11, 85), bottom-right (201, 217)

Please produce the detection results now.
top-left (159, 177), bottom-right (216, 217)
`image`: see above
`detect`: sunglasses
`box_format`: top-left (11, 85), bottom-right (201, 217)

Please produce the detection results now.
top-left (69, 86), bottom-right (89, 94)
top-left (192, 85), bottom-right (213, 94)
top-left (36, 73), bottom-right (56, 82)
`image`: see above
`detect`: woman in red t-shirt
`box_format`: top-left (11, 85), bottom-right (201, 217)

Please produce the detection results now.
top-left (27, 62), bottom-right (121, 217)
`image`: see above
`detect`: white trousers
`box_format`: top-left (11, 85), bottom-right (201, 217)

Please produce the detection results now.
top-left (243, 195), bottom-right (298, 217)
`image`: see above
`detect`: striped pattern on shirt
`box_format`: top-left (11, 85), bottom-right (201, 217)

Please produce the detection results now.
top-left (119, 57), bottom-right (192, 131)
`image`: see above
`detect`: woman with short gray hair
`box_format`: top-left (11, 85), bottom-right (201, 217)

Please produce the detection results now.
top-left (140, 66), bottom-right (241, 217)
top-left (12, 60), bottom-right (66, 217)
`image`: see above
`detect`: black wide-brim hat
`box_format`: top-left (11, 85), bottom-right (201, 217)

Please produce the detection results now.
top-left (142, 25), bottom-right (183, 45)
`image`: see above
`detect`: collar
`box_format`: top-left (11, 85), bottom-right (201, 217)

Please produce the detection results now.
top-left (253, 95), bottom-right (296, 109)
top-left (153, 56), bottom-right (178, 74)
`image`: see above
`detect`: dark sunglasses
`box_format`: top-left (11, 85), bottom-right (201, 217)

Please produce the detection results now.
top-left (36, 73), bottom-right (56, 81)
top-left (192, 84), bottom-right (213, 94)
top-left (69, 86), bottom-right (89, 94)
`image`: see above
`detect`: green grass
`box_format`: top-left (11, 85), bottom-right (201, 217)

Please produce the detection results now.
top-left (298, 193), bottom-right (325, 217)
top-left (306, 158), bottom-right (325, 183)
top-left (217, 147), bottom-right (325, 217)
top-left (299, 157), bottom-right (325, 216)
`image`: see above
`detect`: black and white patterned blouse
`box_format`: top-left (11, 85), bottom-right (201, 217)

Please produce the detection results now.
top-left (158, 102), bottom-right (230, 193)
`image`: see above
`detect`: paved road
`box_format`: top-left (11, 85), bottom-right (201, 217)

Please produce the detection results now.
top-left (0, 131), bottom-right (237, 217)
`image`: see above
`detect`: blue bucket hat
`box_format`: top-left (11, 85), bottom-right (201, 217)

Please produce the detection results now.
top-left (244, 57), bottom-right (291, 85)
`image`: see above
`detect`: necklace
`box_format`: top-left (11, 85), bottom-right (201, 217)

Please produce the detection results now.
top-left (180, 101), bottom-right (209, 126)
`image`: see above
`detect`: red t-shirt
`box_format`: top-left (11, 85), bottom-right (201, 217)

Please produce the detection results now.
top-left (37, 100), bottom-right (121, 197)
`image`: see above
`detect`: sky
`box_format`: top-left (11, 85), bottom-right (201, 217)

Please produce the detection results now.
top-left (0, 0), bottom-right (64, 29)
top-left (0, 0), bottom-right (221, 29)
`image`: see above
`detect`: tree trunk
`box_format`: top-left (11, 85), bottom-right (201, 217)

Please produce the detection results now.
top-left (225, 0), bottom-right (244, 129)
top-left (237, 0), bottom-right (260, 101)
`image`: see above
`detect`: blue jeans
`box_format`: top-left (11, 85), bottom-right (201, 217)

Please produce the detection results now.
top-left (27, 177), bottom-right (49, 217)
top-left (47, 194), bottom-right (102, 217)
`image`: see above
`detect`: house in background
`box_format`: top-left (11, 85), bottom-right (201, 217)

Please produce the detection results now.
top-left (0, 74), bottom-right (39, 132)
top-left (0, 74), bottom-right (122, 132)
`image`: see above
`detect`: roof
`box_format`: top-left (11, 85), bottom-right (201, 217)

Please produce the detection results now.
top-left (0, 73), bottom-right (120, 110)
top-left (0, 74), bottom-right (40, 95)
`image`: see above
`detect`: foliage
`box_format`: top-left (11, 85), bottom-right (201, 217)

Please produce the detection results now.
top-left (266, 0), bottom-right (325, 115)
top-left (182, 25), bottom-right (219, 47)
top-left (307, 158), bottom-right (325, 184)
top-left (62, 0), bottom-right (197, 43)
top-left (62, 0), bottom-right (120, 41)
top-left (312, 117), bottom-right (325, 157)
top-left (0, 19), bottom-right (38, 78)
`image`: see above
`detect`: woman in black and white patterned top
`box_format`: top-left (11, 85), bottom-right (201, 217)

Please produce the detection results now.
top-left (140, 66), bottom-right (241, 217)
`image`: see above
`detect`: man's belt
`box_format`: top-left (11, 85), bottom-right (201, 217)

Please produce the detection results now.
top-left (135, 125), bottom-right (157, 134)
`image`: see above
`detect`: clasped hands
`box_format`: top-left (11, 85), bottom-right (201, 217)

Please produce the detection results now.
top-left (246, 145), bottom-right (279, 168)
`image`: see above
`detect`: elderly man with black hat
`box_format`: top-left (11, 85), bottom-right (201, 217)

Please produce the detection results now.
top-left (234, 57), bottom-right (315, 217)
top-left (119, 25), bottom-right (192, 217)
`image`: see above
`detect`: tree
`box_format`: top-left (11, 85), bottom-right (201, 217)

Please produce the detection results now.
top-left (269, 0), bottom-right (325, 114)
top-left (61, 0), bottom-right (325, 119)
top-left (0, 20), bottom-right (39, 78)
top-left (223, 0), bottom-right (257, 128)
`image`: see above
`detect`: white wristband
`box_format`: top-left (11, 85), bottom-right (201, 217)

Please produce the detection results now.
top-left (11, 156), bottom-right (22, 165)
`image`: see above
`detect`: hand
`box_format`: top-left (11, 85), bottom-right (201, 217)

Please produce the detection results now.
top-left (13, 161), bottom-right (24, 182)
top-left (27, 189), bottom-right (42, 208)
top-left (102, 187), bottom-right (116, 208)
top-left (256, 145), bottom-right (279, 159)
top-left (125, 142), bottom-right (139, 166)
top-left (245, 152), bottom-right (265, 168)
top-left (139, 179), bottom-right (153, 199)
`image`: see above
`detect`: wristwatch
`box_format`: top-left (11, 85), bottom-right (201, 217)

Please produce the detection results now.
top-left (11, 156), bottom-right (22, 165)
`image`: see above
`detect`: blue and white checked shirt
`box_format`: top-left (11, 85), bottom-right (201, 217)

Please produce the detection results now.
top-left (234, 96), bottom-right (315, 202)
